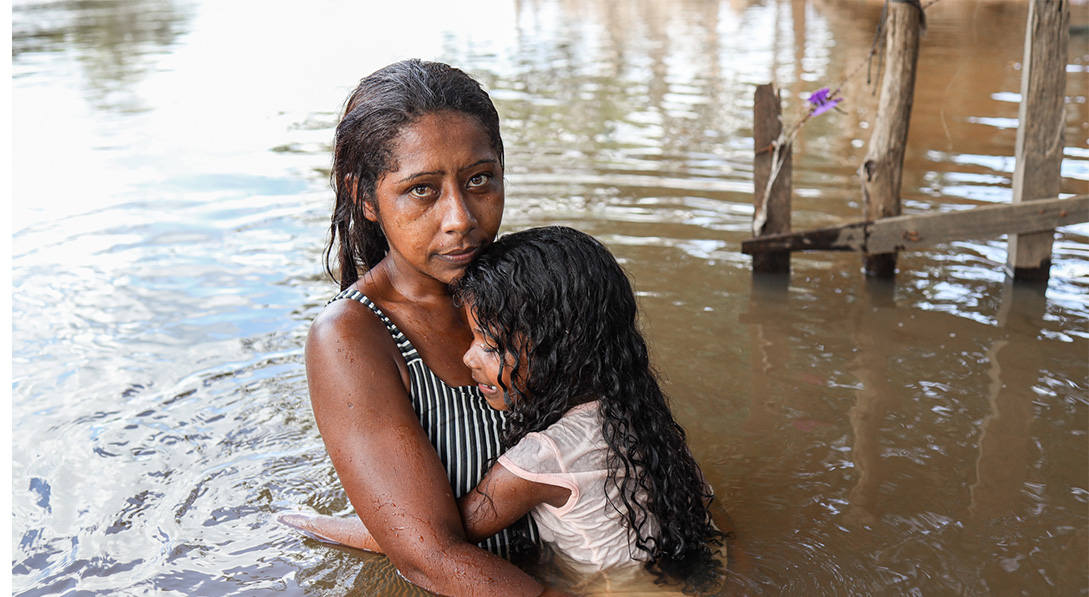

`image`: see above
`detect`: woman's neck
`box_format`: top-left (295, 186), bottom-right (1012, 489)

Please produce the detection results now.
top-left (365, 256), bottom-right (453, 306)
top-left (356, 255), bottom-right (476, 388)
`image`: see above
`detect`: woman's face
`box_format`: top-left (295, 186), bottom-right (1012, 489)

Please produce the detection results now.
top-left (463, 306), bottom-right (516, 411)
top-left (367, 111), bottom-right (504, 286)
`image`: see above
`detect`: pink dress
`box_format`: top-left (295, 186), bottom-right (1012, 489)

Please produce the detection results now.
top-left (497, 401), bottom-right (658, 571)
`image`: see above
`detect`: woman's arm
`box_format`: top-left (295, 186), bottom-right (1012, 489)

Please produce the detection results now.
top-left (278, 462), bottom-right (570, 550)
top-left (306, 301), bottom-right (545, 596)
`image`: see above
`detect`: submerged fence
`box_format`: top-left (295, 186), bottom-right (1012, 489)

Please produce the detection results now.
top-left (742, 0), bottom-right (1086, 282)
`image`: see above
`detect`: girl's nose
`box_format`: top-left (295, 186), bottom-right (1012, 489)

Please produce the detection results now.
top-left (462, 346), bottom-right (475, 369)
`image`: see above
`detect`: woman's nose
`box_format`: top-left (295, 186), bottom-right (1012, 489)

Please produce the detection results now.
top-left (462, 345), bottom-right (476, 369)
top-left (441, 188), bottom-right (478, 234)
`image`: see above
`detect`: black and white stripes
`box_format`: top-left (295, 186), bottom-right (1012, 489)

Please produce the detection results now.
top-left (330, 288), bottom-right (518, 558)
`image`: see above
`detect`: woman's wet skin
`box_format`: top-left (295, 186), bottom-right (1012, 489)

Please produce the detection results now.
top-left (365, 110), bottom-right (504, 293)
top-left (306, 110), bottom-right (550, 595)
top-left (355, 111), bottom-right (506, 388)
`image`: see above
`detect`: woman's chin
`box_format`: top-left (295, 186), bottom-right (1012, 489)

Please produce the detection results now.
top-left (434, 262), bottom-right (472, 286)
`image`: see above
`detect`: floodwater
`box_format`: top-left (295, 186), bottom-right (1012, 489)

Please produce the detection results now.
top-left (11, 0), bottom-right (1088, 594)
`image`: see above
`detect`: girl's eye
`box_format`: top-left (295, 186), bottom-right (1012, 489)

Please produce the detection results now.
top-left (467, 173), bottom-right (491, 189)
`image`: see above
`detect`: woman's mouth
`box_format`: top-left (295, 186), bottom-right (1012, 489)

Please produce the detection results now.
top-left (439, 246), bottom-right (479, 265)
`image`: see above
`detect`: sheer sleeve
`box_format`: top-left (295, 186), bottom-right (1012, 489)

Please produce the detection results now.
top-left (498, 432), bottom-right (580, 515)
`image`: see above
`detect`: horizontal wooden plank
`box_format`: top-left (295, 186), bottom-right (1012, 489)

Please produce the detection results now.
top-left (742, 195), bottom-right (1087, 254)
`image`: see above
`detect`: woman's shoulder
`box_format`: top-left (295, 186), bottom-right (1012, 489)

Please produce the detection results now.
top-left (306, 287), bottom-right (406, 380)
top-left (309, 290), bottom-right (385, 341)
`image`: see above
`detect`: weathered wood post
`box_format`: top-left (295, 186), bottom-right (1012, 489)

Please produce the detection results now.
top-left (858, 0), bottom-right (924, 277)
top-left (1007, 0), bottom-right (1069, 281)
top-left (752, 83), bottom-right (792, 274)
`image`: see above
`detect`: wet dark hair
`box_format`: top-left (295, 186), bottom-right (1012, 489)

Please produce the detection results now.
top-left (453, 226), bottom-right (723, 591)
top-left (325, 59), bottom-right (504, 289)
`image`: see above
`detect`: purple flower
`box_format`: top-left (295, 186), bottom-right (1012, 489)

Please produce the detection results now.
top-left (807, 87), bottom-right (841, 117)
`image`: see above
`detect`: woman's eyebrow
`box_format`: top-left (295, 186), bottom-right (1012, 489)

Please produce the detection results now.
top-left (394, 159), bottom-right (496, 184)
top-left (395, 170), bottom-right (442, 184)
top-left (458, 159), bottom-right (497, 173)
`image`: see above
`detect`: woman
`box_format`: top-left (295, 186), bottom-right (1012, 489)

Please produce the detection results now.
top-left (305, 59), bottom-right (548, 595)
top-left (301, 226), bottom-right (726, 594)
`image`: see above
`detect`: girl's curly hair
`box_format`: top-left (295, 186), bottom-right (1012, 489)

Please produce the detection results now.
top-left (452, 226), bottom-right (723, 590)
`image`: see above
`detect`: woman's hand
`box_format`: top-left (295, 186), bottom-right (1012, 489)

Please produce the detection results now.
top-left (278, 513), bottom-right (382, 552)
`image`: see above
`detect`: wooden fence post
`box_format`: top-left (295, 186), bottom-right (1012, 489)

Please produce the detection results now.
top-left (858, 0), bottom-right (923, 277)
top-left (752, 83), bottom-right (792, 274)
top-left (1007, 0), bottom-right (1069, 281)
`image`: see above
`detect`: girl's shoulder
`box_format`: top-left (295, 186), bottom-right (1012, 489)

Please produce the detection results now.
top-left (543, 400), bottom-right (602, 435)
top-left (509, 401), bottom-right (607, 474)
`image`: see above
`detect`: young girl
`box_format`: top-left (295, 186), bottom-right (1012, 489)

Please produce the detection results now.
top-left (284, 226), bottom-right (723, 590)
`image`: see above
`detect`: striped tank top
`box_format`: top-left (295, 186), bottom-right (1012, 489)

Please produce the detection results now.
top-left (329, 288), bottom-right (527, 558)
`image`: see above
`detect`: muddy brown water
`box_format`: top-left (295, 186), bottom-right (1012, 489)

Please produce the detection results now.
top-left (12, 0), bottom-right (1088, 594)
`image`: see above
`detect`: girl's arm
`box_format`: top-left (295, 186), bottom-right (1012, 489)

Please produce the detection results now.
top-left (459, 462), bottom-right (570, 544)
top-left (278, 462), bottom-right (571, 550)
top-left (306, 301), bottom-right (546, 596)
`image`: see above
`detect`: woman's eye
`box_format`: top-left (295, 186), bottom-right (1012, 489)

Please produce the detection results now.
top-left (409, 185), bottom-right (433, 198)
top-left (467, 173), bottom-right (491, 188)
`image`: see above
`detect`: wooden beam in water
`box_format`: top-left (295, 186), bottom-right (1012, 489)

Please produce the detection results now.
top-left (741, 195), bottom-right (1088, 255)
top-left (751, 83), bottom-right (792, 274)
top-left (1007, 0), bottom-right (1070, 281)
top-left (857, 0), bottom-right (923, 277)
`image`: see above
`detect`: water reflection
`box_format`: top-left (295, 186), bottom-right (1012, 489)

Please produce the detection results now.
top-left (967, 283), bottom-right (1044, 521)
top-left (13, 0), bottom-right (194, 112)
top-left (724, 266), bottom-right (1087, 593)
top-left (843, 279), bottom-right (898, 529)
top-left (11, 0), bottom-right (1088, 594)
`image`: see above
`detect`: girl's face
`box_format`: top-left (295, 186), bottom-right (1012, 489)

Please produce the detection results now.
top-left (367, 111), bottom-right (504, 286)
top-left (463, 306), bottom-right (517, 411)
